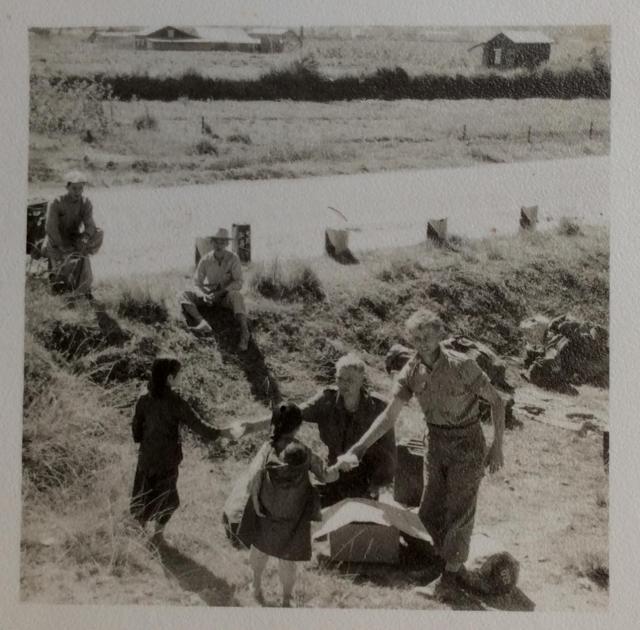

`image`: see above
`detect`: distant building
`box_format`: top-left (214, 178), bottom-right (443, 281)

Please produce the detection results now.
top-left (471, 31), bottom-right (553, 69)
top-left (88, 29), bottom-right (136, 48)
top-left (133, 26), bottom-right (260, 52)
top-left (247, 27), bottom-right (301, 52)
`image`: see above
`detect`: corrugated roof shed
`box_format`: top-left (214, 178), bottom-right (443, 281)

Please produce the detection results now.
top-left (136, 26), bottom-right (195, 38)
top-left (499, 30), bottom-right (554, 44)
top-left (248, 27), bottom-right (296, 36)
top-left (193, 27), bottom-right (258, 45)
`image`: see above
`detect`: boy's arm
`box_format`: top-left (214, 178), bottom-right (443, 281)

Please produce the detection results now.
top-left (345, 395), bottom-right (406, 462)
top-left (478, 381), bottom-right (505, 473)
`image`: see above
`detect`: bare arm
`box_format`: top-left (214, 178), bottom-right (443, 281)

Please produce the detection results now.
top-left (347, 395), bottom-right (406, 460)
top-left (194, 257), bottom-right (208, 293)
top-left (478, 381), bottom-right (505, 473)
top-left (45, 200), bottom-right (65, 249)
top-left (80, 198), bottom-right (97, 237)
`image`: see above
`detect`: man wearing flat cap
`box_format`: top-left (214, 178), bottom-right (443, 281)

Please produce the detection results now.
top-left (179, 228), bottom-right (251, 351)
top-left (43, 170), bottom-right (104, 298)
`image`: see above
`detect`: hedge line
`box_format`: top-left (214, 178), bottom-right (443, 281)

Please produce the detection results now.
top-left (54, 65), bottom-right (610, 102)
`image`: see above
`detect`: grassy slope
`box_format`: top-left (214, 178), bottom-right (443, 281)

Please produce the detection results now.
top-left (29, 98), bottom-right (609, 189)
top-left (21, 226), bottom-right (609, 609)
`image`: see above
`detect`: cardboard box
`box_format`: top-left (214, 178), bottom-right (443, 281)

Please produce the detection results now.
top-left (329, 523), bottom-right (400, 564)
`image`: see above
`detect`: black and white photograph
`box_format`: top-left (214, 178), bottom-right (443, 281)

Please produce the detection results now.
top-left (3, 1), bottom-right (637, 627)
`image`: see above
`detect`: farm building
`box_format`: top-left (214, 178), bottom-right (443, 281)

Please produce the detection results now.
top-left (88, 29), bottom-right (136, 48)
top-left (134, 26), bottom-right (260, 52)
top-left (247, 27), bottom-right (301, 52)
top-left (472, 31), bottom-right (553, 69)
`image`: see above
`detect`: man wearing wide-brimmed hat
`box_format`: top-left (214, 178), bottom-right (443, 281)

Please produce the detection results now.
top-left (179, 227), bottom-right (251, 351)
top-left (43, 170), bottom-right (104, 298)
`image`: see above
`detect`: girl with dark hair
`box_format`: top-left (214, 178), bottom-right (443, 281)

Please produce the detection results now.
top-left (131, 356), bottom-right (230, 540)
top-left (236, 402), bottom-right (340, 607)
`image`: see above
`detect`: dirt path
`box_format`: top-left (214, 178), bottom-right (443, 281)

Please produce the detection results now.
top-left (29, 157), bottom-right (608, 280)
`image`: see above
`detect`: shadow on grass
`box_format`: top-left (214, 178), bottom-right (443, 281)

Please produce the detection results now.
top-left (185, 305), bottom-right (282, 405)
top-left (315, 553), bottom-right (535, 611)
top-left (155, 537), bottom-right (240, 607)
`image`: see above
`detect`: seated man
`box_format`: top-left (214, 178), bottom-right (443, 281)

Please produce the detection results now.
top-left (43, 170), bottom-right (104, 299)
top-left (179, 228), bottom-right (251, 351)
top-left (233, 353), bottom-right (396, 506)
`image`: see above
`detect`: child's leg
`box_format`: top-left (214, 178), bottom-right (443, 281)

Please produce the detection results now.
top-left (249, 546), bottom-right (268, 603)
top-left (278, 559), bottom-right (297, 607)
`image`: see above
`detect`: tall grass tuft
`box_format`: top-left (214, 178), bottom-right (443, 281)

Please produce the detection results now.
top-left (134, 110), bottom-right (158, 131)
top-left (30, 76), bottom-right (113, 136)
top-left (115, 283), bottom-right (169, 324)
top-left (557, 217), bottom-right (583, 236)
top-left (250, 259), bottom-right (325, 302)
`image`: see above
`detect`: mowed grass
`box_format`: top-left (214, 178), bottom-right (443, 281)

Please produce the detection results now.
top-left (21, 226), bottom-right (608, 608)
top-left (28, 97), bottom-right (609, 188)
top-left (29, 26), bottom-right (609, 80)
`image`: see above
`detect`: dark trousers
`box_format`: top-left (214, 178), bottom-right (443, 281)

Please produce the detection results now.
top-left (418, 423), bottom-right (486, 565)
top-left (130, 464), bottom-right (180, 526)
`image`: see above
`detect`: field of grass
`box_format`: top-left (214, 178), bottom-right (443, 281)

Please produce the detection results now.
top-left (28, 97), bottom-right (609, 188)
top-left (30, 26), bottom-right (610, 80)
top-left (21, 226), bottom-right (608, 609)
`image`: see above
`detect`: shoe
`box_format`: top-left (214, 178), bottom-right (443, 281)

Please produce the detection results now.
top-left (456, 566), bottom-right (489, 595)
top-left (192, 320), bottom-right (213, 335)
top-left (414, 570), bottom-right (461, 603)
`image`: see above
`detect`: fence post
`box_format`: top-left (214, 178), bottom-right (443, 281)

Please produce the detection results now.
top-left (520, 206), bottom-right (539, 231)
top-left (325, 228), bottom-right (349, 256)
top-left (427, 218), bottom-right (448, 246)
top-left (527, 126), bottom-right (532, 144)
top-left (232, 224), bottom-right (252, 263)
top-left (462, 124), bottom-right (467, 142)
top-left (589, 121), bottom-right (594, 139)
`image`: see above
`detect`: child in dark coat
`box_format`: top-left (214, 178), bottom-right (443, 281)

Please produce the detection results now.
top-left (130, 356), bottom-right (230, 540)
top-left (236, 402), bottom-right (339, 607)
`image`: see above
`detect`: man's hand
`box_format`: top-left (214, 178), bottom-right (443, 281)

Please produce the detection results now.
top-left (484, 442), bottom-right (504, 473)
top-left (336, 452), bottom-right (360, 472)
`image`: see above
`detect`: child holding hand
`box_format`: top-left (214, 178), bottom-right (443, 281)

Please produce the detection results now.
top-left (236, 402), bottom-right (340, 607)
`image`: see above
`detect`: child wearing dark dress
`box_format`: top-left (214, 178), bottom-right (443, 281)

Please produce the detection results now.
top-left (130, 356), bottom-right (230, 540)
top-left (237, 402), bottom-right (339, 607)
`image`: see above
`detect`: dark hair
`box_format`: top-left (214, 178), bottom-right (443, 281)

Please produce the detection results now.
top-left (149, 356), bottom-right (181, 398)
top-left (270, 402), bottom-right (303, 445)
top-left (282, 441), bottom-right (307, 467)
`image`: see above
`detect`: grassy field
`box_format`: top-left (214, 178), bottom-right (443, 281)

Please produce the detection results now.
top-left (21, 226), bottom-right (608, 609)
top-left (30, 26), bottom-right (610, 80)
top-left (28, 97), bottom-right (609, 188)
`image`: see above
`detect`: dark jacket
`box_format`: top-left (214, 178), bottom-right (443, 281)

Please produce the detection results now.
top-left (299, 386), bottom-right (395, 487)
top-left (132, 389), bottom-right (220, 473)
